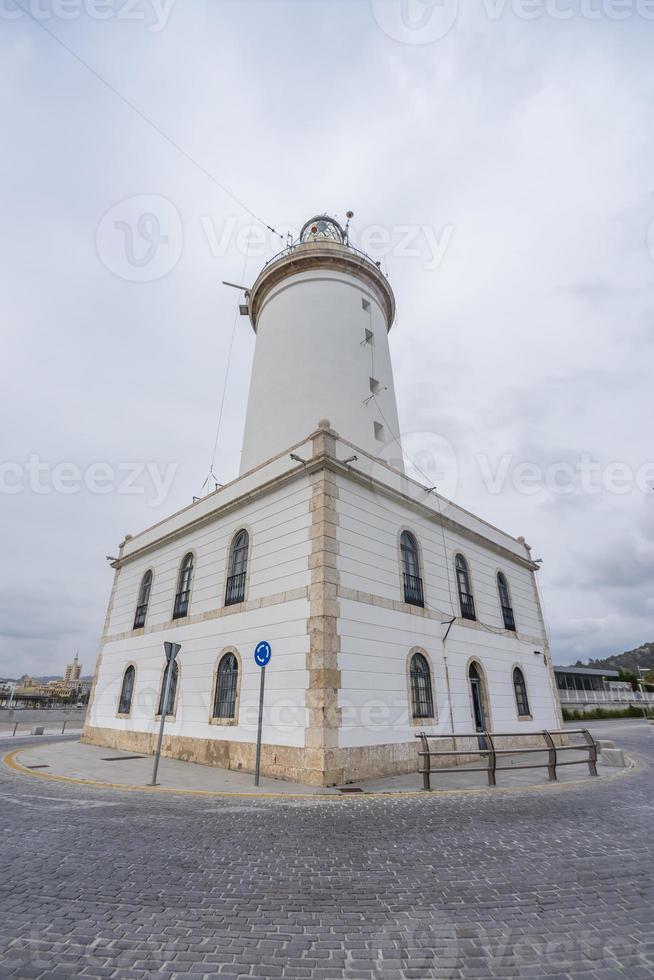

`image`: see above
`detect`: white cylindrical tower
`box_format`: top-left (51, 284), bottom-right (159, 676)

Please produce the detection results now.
top-left (239, 215), bottom-right (404, 475)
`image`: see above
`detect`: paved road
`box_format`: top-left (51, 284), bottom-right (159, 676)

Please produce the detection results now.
top-left (0, 720), bottom-right (652, 980)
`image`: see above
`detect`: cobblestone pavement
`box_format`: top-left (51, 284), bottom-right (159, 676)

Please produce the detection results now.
top-left (0, 720), bottom-right (652, 980)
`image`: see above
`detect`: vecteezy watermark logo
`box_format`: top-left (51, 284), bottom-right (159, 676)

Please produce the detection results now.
top-left (96, 195), bottom-right (183, 282)
top-left (370, 0), bottom-right (460, 44)
top-left (0, 456), bottom-right (179, 507)
top-left (477, 452), bottom-right (654, 496)
top-left (200, 216), bottom-right (454, 272)
top-left (365, 912), bottom-right (460, 979)
top-left (0, 0), bottom-right (176, 32)
top-left (401, 430), bottom-right (459, 501)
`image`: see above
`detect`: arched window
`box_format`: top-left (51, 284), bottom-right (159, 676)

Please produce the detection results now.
top-left (213, 652), bottom-right (239, 720)
top-left (225, 530), bottom-right (249, 606)
top-left (173, 553), bottom-right (193, 619)
top-left (118, 665), bottom-right (135, 715)
top-left (157, 659), bottom-right (179, 717)
top-left (409, 652), bottom-right (434, 719)
top-left (455, 554), bottom-right (476, 621)
top-left (513, 667), bottom-right (530, 717)
top-left (133, 570), bottom-right (152, 629)
top-left (400, 531), bottom-right (424, 607)
top-left (497, 572), bottom-right (516, 631)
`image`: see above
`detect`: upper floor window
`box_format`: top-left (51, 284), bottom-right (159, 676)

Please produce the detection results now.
top-left (409, 652), bottom-right (434, 719)
top-left (225, 530), bottom-right (249, 606)
top-left (157, 659), bottom-right (179, 717)
top-left (173, 553), bottom-right (193, 619)
top-left (400, 531), bottom-right (424, 607)
top-left (213, 652), bottom-right (239, 720)
top-left (497, 572), bottom-right (516, 631)
top-left (455, 554), bottom-right (476, 621)
top-left (513, 667), bottom-right (530, 717)
top-left (118, 665), bottom-right (135, 715)
top-left (133, 570), bottom-right (152, 630)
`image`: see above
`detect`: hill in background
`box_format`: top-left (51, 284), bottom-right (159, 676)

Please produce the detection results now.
top-left (572, 641), bottom-right (654, 674)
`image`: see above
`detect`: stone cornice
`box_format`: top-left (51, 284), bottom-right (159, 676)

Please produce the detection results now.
top-left (248, 242), bottom-right (396, 331)
top-left (112, 448), bottom-right (538, 574)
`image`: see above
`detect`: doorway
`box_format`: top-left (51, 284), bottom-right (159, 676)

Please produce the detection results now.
top-left (469, 662), bottom-right (488, 750)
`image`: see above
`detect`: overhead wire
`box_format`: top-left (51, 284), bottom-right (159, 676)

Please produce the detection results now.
top-left (201, 218), bottom-right (255, 494)
top-left (16, 1), bottom-right (286, 243)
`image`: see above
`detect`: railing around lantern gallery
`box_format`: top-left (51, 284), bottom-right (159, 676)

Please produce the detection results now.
top-left (403, 572), bottom-right (424, 607)
top-left (416, 728), bottom-right (599, 791)
top-left (224, 571), bottom-right (246, 607)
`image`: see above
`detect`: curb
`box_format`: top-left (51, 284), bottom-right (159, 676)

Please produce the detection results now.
top-left (1, 742), bottom-right (639, 802)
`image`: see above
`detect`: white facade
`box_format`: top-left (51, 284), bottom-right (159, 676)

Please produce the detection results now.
top-left (83, 215), bottom-right (562, 786)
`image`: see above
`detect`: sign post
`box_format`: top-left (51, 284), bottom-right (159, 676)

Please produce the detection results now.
top-left (149, 641), bottom-right (181, 787)
top-left (253, 641), bottom-right (272, 787)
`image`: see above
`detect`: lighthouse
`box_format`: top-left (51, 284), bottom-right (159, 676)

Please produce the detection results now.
top-left (240, 215), bottom-right (404, 475)
top-left (83, 212), bottom-right (562, 787)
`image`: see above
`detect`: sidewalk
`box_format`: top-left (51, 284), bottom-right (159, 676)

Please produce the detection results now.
top-left (3, 738), bottom-right (628, 797)
top-left (0, 724), bottom-right (83, 739)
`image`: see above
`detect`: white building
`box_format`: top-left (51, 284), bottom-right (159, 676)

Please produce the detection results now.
top-left (83, 215), bottom-right (562, 786)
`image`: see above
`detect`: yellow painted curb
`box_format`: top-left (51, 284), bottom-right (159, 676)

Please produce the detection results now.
top-left (1, 742), bottom-right (639, 802)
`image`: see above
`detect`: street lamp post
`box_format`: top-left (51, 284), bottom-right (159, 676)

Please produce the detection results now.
top-left (636, 667), bottom-right (652, 721)
top-left (148, 641), bottom-right (181, 787)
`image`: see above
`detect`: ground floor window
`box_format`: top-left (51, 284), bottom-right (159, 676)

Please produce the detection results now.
top-left (410, 652), bottom-right (434, 719)
top-left (213, 652), bottom-right (239, 720)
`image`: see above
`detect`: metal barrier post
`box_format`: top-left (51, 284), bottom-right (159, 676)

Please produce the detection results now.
top-left (419, 732), bottom-right (431, 791)
top-left (580, 728), bottom-right (598, 776)
top-left (485, 732), bottom-right (497, 787)
top-left (12, 722), bottom-right (18, 737)
top-left (542, 730), bottom-right (557, 782)
top-left (61, 721), bottom-right (66, 734)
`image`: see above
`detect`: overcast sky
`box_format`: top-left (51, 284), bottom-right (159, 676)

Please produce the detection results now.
top-left (2, 0), bottom-right (653, 678)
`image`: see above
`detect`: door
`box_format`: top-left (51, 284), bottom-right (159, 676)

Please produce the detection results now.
top-left (469, 664), bottom-right (487, 750)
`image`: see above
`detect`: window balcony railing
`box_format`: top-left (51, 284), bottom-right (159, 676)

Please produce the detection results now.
top-left (459, 590), bottom-right (476, 621)
top-left (133, 604), bottom-right (147, 630)
top-left (501, 604), bottom-right (516, 631)
top-left (225, 571), bottom-right (246, 607)
top-left (403, 572), bottom-right (424, 608)
top-left (172, 589), bottom-right (190, 620)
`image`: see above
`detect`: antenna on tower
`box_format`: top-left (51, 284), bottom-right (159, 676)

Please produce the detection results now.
top-left (344, 210), bottom-right (354, 244)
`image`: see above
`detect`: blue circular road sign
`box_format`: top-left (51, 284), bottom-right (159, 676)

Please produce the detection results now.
top-left (254, 641), bottom-right (272, 668)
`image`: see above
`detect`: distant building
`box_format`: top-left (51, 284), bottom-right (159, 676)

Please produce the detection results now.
top-left (64, 654), bottom-right (82, 684)
top-left (554, 665), bottom-right (620, 695)
top-left (554, 665), bottom-right (654, 709)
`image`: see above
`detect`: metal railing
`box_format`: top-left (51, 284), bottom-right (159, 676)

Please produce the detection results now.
top-left (558, 688), bottom-right (654, 704)
top-left (225, 571), bottom-right (246, 606)
top-left (172, 589), bottom-right (190, 619)
top-left (403, 572), bottom-right (424, 607)
top-left (501, 604), bottom-right (516, 631)
top-left (417, 728), bottom-right (598, 791)
top-left (263, 237), bottom-right (387, 275)
top-left (133, 603), bottom-right (147, 629)
top-left (459, 591), bottom-right (476, 621)
top-left (2, 719), bottom-right (82, 737)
